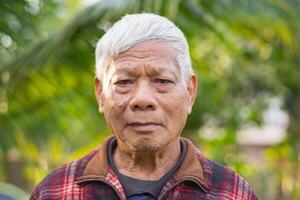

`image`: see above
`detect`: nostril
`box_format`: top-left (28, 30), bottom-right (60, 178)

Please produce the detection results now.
top-left (132, 104), bottom-right (154, 111)
top-left (130, 99), bottom-right (156, 111)
top-left (133, 105), bottom-right (139, 110)
top-left (148, 104), bottom-right (154, 109)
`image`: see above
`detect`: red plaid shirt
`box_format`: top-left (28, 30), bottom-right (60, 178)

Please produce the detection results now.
top-left (30, 137), bottom-right (258, 200)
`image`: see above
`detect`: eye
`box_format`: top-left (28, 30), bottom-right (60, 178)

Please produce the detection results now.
top-left (115, 79), bottom-right (134, 86)
top-left (154, 78), bottom-right (173, 85)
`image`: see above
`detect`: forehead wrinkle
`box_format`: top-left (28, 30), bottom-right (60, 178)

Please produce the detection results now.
top-left (112, 59), bottom-right (181, 81)
top-left (113, 64), bottom-right (142, 77)
top-left (112, 49), bottom-right (181, 80)
top-left (116, 42), bottom-right (176, 62)
top-left (144, 65), bottom-right (180, 81)
top-left (145, 65), bottom-right (166, 75)
top-left (118, 50), bottom-right (156, 60)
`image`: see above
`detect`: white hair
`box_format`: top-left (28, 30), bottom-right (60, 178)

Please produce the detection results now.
top-left (95, 13), bottom-right (193, 88)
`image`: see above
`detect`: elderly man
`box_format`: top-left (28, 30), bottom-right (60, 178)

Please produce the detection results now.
top-left (30, 13), bottom-right (258, 200)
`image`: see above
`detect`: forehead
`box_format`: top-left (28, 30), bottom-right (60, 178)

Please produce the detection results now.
top-left (111, 40), bottom-right (180, 76)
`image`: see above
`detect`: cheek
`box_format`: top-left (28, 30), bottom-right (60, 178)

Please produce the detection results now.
top-left (162, 90), bottom-right (189, 121)
top-left (103, 93), bottom-right (131, 135)
top-left (105, 92), bottom-right (130, 119)
top-left (169, 88), bottom-right (189, 110)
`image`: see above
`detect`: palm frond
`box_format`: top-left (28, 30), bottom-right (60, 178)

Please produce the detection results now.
top-left (0, 0), bottom-right (137, 87)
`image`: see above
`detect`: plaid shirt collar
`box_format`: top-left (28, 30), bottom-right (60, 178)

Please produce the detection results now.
top-left (75, 136), bottom-right (211, 199)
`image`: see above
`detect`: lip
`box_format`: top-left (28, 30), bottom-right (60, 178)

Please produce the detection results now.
top-left (126, 122), bottom-right (161, 132)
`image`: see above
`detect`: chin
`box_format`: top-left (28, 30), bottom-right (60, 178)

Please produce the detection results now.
top-left (132, 144), bottom-right (161, 152)
top-left (125, 136), bottom-right (164, 152)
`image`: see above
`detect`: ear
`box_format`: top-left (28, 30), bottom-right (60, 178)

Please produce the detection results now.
top-left (94, 77), bottom-right (104, 113)
top-left (186, 74), bottom-right (197, 114)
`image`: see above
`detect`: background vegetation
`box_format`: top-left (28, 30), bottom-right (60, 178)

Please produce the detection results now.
top-left (1, 0), bottom-right (300, 199)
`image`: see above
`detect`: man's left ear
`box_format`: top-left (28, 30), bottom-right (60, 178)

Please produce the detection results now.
top-left (94, 77), bottom-right (105, 113)
top-left (186, 74), bottom-right (197, 114)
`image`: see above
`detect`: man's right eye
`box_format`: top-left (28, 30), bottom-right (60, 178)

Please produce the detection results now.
top-left (115, 79), bottom-right (134, 86)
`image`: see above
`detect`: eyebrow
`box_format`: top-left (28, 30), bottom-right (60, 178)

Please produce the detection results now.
top-left (113, 64), bottom-right (180, 81)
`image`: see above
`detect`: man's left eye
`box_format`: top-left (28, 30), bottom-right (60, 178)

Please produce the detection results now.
top-left (154, 79), bottom-right (173, 84)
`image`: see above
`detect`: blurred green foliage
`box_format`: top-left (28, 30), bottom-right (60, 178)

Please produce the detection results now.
top-left (1, 0), bottom-right (300, 199)
top-left (0, 182), bottom-right (29, 200)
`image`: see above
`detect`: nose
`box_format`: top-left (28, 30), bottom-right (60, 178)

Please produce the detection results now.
top-left (129, 80), bottom-right (157, 112)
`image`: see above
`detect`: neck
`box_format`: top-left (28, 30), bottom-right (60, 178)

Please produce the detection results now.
top-left (113, 138), bottom-right (181, 180)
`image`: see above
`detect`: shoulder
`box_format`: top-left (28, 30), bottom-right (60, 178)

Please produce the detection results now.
top-left (195, 150), bottom-right (258, 200)
top-left (29, 148), bottom-right (98, 200)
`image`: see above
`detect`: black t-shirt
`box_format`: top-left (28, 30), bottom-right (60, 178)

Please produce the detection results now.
top-left (108, 139), bottom-right (187, 199)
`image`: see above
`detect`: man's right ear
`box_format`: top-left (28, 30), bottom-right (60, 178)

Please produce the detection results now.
top-left (94, 77), bottom-right (104, 113)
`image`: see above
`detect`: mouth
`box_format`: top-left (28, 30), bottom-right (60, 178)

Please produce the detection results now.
top-left (126, 122), bottom-right (162, 131)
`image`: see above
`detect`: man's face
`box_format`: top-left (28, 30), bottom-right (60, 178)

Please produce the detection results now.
top-left (95, 40), bottom-right (197, 152)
